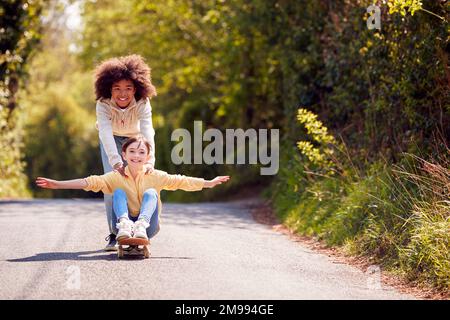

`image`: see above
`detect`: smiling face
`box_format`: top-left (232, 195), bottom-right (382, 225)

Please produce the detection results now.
top-left (111, 79), bottom-right (136, 108)
top-left (122, 141), bottom-right (151, 169)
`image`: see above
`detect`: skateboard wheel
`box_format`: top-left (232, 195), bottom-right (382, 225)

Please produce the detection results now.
top-left (118, 246), bottom-right (124, 258)
top-left (143, 246), bottom-right (150, 258)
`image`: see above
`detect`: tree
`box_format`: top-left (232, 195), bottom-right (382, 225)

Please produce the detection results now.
top-left (0, 0), bottom-right (46, 197)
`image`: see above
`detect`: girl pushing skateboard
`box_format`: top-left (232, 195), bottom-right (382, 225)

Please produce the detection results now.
top-left (36, 135), bottom-right (230, 246)
top-left (94, 54), bottom-right (157, 250)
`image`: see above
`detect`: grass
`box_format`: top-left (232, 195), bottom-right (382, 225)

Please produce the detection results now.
top-left (268, 145), bottom-right (450, 292)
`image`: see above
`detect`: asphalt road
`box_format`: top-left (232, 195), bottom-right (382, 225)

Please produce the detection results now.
top-left (0, 199), bottom-right (414, 299)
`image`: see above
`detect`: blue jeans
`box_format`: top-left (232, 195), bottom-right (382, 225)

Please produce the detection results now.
top-left (113, 188), bottom-right (160, 239)
top-left (100, 135), bottom-right (129, 235)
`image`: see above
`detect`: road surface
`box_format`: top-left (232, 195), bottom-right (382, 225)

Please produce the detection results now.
top-left (0, 199), bottom-right (414, 299)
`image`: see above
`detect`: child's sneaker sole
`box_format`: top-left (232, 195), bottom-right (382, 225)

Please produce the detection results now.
top-left (104, 244), bottom-right (118, 252)
top-left (133, 231), bottom-right (149, 240)
top-left (116, 234), bottom-right (132, 241)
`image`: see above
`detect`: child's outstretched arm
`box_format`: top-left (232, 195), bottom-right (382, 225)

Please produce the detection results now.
top-left (203, 176), bottom-right (230, 188)
top-left (160, 172), bottom-right (230, 192)
top-left (36, 177), bottom-right (88, 190)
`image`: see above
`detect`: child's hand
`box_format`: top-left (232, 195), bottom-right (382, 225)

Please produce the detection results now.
top-left (144, 163), bottom-right (154, 175)
top-left (36, 177), bottom-right (59, 189)
top-left (204, 176), bottom-right (230, 188)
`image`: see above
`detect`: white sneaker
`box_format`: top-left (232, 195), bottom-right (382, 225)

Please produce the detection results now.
top-left (133, 219), bottom-right (150, 240)
top-left (116, 218), bottom-right (134, 241)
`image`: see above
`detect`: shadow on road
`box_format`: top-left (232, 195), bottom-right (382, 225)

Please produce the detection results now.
top-left (6, 250), bottom-right (116, 262)
top-left (6, 251), bottom-right (195, 262)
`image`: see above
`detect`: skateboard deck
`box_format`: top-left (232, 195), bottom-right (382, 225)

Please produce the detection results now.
top-left (117, 237), bottom-right (150, 259)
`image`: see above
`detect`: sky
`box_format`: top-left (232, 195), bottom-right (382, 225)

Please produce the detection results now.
top-left (65, 0), bottom-right (82, 31)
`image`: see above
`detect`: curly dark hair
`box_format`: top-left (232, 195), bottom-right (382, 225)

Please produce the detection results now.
top-left (94, 54), bottom-right (157, 101)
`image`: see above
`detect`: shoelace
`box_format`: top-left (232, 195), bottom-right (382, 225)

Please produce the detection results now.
top-left (117, 220), bottom-right (133, 231)
top-left (134, 221), bottom-right (149, 233)
top-left (105, 234), bottom-right (115, 242)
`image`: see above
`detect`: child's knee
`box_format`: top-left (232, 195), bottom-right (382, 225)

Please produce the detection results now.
top-left (143, 188), bottom-right (158, 200)
top-left (113, 188), bottom-right (126, 198)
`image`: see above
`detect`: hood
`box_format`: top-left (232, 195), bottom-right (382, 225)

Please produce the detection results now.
top-left (100, 97), bottom-right (139, 113)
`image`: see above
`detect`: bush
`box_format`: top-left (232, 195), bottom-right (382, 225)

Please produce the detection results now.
top-left (271, 117), bottom-right (449, 290)
top-left (23, 87), bottom-right (101, 198)
top-left (0, 110), bottom-right (31, 198)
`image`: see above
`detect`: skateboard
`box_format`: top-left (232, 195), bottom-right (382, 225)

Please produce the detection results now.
top-left (117, 237), bottom-right (150, 259)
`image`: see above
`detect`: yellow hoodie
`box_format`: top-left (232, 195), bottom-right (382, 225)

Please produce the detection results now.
top-left (83, 166), bottom-right (205, 218)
